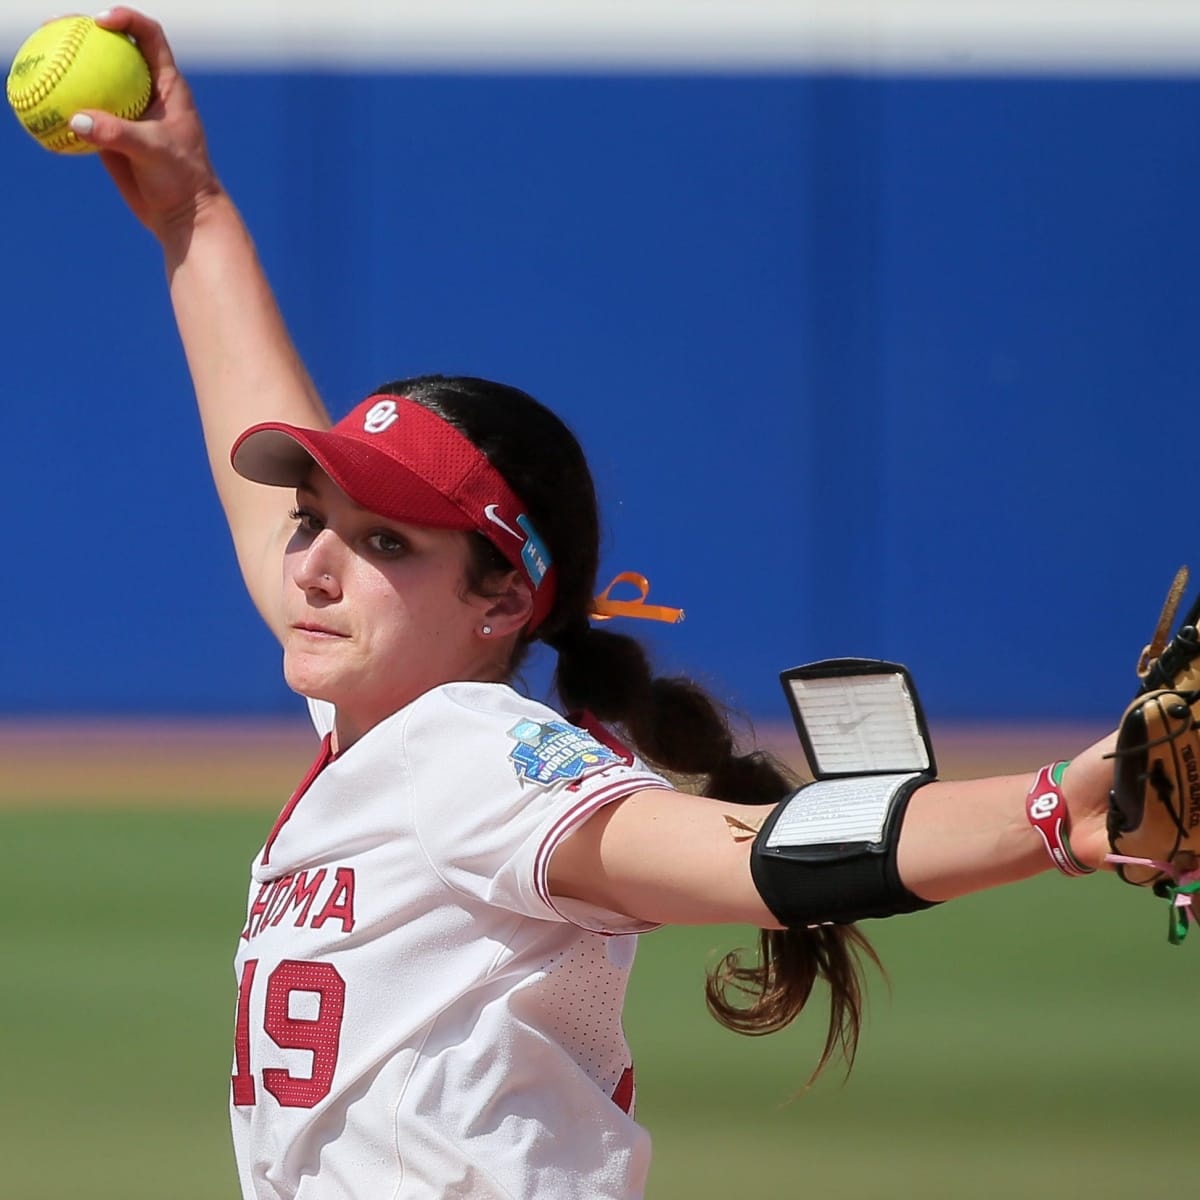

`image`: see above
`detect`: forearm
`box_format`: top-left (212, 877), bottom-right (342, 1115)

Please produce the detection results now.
top-left (895, 774), bottom-right (1048, 903)
top-left (161, 189), bottom-right (329, 511)
top-left (156, 190), bottom-right (332, 628)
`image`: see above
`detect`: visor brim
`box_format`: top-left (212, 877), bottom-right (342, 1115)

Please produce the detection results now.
top-left (232, 423), bottom-right (477, 529)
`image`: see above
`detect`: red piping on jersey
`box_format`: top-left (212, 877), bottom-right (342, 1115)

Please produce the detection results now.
top-left (262, 734), bottom-right (334, 868)
top-left (532, 774), bottom-right (665, 922)
top-left (612, 1065), bottom-right (635, 1115)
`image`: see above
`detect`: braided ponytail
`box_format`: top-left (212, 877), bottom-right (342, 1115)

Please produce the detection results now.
top-left (554, 624), bottom-right (880, 1078)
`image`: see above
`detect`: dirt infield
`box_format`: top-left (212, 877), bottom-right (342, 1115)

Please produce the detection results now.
top-left (0, 718), bottom-right (317, 807)
top-left (0, 718), bottom-right (1111, 808)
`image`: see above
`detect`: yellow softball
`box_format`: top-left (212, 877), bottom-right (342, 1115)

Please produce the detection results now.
top-left (6, 16), bottom-right (151, 154)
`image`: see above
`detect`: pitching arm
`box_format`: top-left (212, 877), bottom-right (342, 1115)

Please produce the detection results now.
top-left (69, 8), bottom-right (327, 639)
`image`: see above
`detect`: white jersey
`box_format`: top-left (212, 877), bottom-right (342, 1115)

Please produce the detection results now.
top-left (229, 682), bottom-right (669, 1199)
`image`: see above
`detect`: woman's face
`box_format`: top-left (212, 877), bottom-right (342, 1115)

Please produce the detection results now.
top-left (281, 467), bottom-right (503, 746)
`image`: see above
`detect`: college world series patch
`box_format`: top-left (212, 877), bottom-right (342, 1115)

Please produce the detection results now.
top-left (506, 719), bottom-right (621, 785)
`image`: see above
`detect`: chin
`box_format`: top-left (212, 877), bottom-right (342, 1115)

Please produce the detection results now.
top-left (282, 654), bottom-right (345, 706)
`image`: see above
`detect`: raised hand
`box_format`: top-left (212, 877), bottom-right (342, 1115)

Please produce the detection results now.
top-left (68, 8), bottom-right (221, 237)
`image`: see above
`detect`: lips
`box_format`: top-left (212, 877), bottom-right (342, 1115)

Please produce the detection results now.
top-left (292, 623), bottom-right (349, 638)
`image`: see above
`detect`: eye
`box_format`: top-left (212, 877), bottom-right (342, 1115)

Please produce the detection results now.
top-left (367, 530), bottom-right (408, 557)
top-left (288, 507), bottom-right (324, 536)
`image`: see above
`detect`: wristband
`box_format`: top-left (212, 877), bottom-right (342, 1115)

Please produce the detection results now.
top-left (1026, 761), bottom-right (1094, 877)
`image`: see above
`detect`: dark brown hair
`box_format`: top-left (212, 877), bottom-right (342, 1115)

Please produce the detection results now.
top-left (375, 374), bottom-right (880, 1077)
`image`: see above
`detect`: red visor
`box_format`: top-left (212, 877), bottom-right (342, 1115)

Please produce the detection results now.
top-left (231, 395), bottom-right (557, 631)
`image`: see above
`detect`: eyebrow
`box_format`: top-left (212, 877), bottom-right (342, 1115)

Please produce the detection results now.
top-left (296, 478), bottom-right (371, 514)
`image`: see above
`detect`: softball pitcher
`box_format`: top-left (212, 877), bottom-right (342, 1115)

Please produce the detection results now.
top-left (68, 10), bottom-right (1119, 1198)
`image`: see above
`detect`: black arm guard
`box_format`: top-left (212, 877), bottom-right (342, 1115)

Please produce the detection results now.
top-left (755, 657), bottom-right (943, 926)
top-left (750, 774), bottom-right (938, 926)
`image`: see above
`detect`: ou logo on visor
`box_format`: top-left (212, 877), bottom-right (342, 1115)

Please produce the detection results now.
top-left (363, 400), bottom-right (399, 434)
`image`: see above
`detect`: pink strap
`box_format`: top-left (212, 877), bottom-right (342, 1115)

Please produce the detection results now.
top-left (1106, 853), bottom-right (1200, 944)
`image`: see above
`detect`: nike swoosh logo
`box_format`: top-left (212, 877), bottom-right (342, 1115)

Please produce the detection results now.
top-left (484, 504), bottom-right (522, 540)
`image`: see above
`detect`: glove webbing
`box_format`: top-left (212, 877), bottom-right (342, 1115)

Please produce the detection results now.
top-left (1138, 565), bottom-right (1200, 691)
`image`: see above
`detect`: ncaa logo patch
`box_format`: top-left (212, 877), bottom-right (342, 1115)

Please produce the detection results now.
top-left (507, 719), bottom-right (620, 784)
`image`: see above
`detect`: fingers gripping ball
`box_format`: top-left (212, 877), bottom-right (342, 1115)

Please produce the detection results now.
top-left (7, 16), bottom-right (151, 154)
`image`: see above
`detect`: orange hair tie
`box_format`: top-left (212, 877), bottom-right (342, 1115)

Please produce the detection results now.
top-left (590, 572), bottom-right (685, 625)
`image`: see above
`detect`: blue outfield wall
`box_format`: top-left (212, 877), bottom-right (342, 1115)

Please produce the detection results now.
top-left (2, 71), bottom-right (1198, 719)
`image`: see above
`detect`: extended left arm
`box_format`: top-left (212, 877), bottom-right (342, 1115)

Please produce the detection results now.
top-left (548, 734), bottom-right (1114, 927)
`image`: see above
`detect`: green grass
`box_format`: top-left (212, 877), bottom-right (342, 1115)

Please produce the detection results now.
top-left (1, 808), bottom-right (1192, 1198)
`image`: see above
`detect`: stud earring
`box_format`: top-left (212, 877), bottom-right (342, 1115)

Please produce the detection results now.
top-left (481, 624), bottom-right (493, 636)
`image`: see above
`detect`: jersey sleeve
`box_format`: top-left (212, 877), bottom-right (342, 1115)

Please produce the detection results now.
top-left (406, 685), bottom-right (669, 934)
